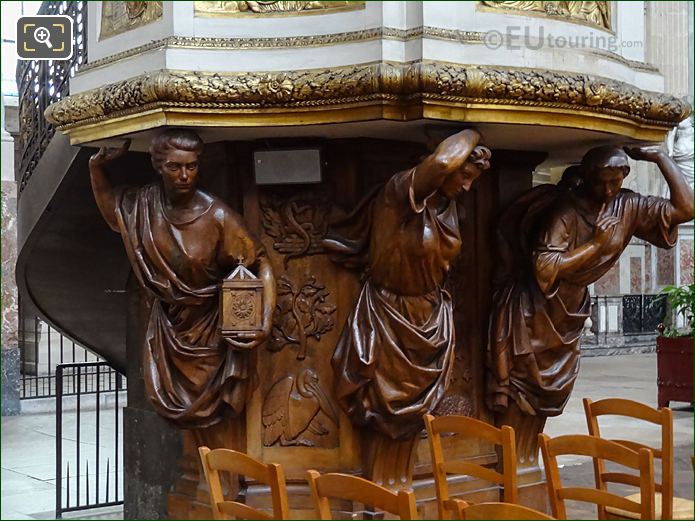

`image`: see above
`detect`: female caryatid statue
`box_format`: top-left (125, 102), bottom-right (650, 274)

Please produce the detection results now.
top-left (324, 129), bottom-right (491, 486)
top-left (487, 144), bottom-right (694, 463)
top-left (89, 130), bottom-right (276, 443)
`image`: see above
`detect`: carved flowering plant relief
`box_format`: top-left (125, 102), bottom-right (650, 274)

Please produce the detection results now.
top-left (270, 276), bottom-right (336, 360)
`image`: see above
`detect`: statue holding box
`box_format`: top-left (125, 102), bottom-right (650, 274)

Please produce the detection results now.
top-left (88, 129), bottom-right (276, 433)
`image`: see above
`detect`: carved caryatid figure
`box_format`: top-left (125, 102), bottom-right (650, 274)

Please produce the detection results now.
top-left (324, 129), bottom-right (491, 484)
top-left (88, 130), bottom-right (276, 435)
top-left (487, 144), bottom-right (694, 461)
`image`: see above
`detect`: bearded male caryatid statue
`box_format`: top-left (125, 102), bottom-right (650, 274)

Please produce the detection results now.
top-left (487, 144), bottom-right (694, 462)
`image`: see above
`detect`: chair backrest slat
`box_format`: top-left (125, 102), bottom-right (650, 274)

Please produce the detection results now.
top-left (428, 415), bottom-right (508, 445)
top-left (199, 446), bottom-right (290, 520)
top-left (424, 414), bottom-right (517, 519)
top-left (306, 470), bottom-right (418, 520)
top-left (609, 439), bottom-right (662, 459)
top-left (588, 398), bottom-right (663, 423)
top-left (457, 500), bottom-right (555, 520)
top-left (583, 397), bottom-right (672, 519)
top-left (441, 461), bottom-right (503, 485)
top-left (539, 433), bottom-right (655, 520)
top-left (557, 487), bottom-right (642, 514)
top-left (218, 501), bottom-right (273, 520)
top-left (599, 471), bottom-right (647, 489)
top-left (544, 434), bottom-right (641, 466)
top-left (207, 448), bottom-right (272, 482)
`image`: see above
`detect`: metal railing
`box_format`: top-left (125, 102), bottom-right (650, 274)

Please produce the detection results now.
top-left (585, 293), bottom-right (667, 343)
top-left (16, 0), bottom-right (87, 192)
top-left (19, 312), bottom-right (104, 400)
top-left (622, 293), bottom-right (667, 335)
top-left (56, 362), bottom-right (125, 518)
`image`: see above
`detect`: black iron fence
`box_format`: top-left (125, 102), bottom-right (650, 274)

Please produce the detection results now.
top-left (19, 312), bottom-right (102, 399)
top-left (622, 294), bottom-right (667, 334)
top-left (586, 293), bottom-right (667, 341)
top-left (55, 362), bottom-right (125, 518)
top-left (18, 307), bottom-right (127, 517)
top-left (16, 0), bottom-right (87, 192)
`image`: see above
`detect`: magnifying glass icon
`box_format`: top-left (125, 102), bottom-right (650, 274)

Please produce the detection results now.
top-left (33, 26), bottom-right (52, 49)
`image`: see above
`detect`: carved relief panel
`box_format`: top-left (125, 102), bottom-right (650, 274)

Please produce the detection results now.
top-left (270, 275), bottom-right (336, 360)
top-left (261, 191), bottom-right (331, 267)
top-left (479, 1), bottom-right (611, 30)
top-left (262, 369), bottom-right (339, 447)
top-left (100, 1), bottom-right (163, 40)
top-left (194, 1), bottom-right (364, 17)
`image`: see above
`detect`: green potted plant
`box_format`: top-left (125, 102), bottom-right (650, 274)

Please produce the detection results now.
top-left (656, 284), bottom-right (694, 408)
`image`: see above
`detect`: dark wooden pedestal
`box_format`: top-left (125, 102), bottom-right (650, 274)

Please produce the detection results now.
top-left (657, 335), bottom-right (694, 408)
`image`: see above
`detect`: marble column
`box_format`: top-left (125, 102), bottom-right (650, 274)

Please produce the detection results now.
top-left (678, 229), bottom-right (694, 286)
top-left (646, 1), bottom-right (693, 292)
top-left (1, 95), bottom-right (20, 415)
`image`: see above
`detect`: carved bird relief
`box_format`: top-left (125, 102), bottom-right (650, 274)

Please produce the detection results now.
top-left (262, 369), bottom-right (339, 447)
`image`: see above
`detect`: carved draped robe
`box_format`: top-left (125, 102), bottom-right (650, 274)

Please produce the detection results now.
top-left (116, 183), bottom-right (262, 429)
top-left (325, 169), bottom-right (460, 440)
top-left (488, 188), bottom-right (677, 417)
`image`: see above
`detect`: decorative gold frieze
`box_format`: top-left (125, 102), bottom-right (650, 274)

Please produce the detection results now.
top-left (194, 1), bottom-right (364, 17)
top-left (100, 1), bottom-right (163, 40)
top-left (479, 1), bottom-right (611, 31)
top-left (79, 26), bottom-right (657, 75)
top-left (45, 63), bottom-right (690, 132)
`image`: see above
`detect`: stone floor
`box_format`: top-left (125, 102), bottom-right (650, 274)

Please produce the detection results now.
top-left (1, 353), bottom-right (693, 520)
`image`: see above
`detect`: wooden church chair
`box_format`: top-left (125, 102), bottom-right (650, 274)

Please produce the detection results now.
top-left (306, 469), bottom-right (418, 520)
top-left (539, 433), bottom-right (655, 520)
top-left (424, 413), bottom-right (517, 519)
top-left (583, 397), bottom-right (694, 519)
top-left (198, 446), bottom-right (289, 520)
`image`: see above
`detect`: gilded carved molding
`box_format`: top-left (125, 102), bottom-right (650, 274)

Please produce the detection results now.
top-left (45, 63), bottom-right (691, 130)
top-left (78, 27), bottom-right (657, 74)
top-left (479, 1), bottom-right (611, 31)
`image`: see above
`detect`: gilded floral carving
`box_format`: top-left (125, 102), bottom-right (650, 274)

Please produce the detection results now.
top-left (45, 63), bottom-right (691, 129)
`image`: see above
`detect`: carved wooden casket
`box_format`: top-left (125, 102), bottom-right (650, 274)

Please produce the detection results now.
top-left (220, 264), bottom-right (264, 334)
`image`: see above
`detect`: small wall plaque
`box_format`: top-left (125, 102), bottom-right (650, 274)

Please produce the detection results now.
top-left (254, 148), bottom-right (322, 185)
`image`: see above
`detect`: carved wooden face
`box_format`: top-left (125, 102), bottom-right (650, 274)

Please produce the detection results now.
top-left (585, 166), bottom-right (628, 204)
top-left (440, 161), bottom-right (485, 199)
top-left (158, 148), bottom-right (200, 200)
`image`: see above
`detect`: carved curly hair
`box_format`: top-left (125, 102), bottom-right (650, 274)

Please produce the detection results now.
top-left (469, 145), bottom-right (492, 172)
